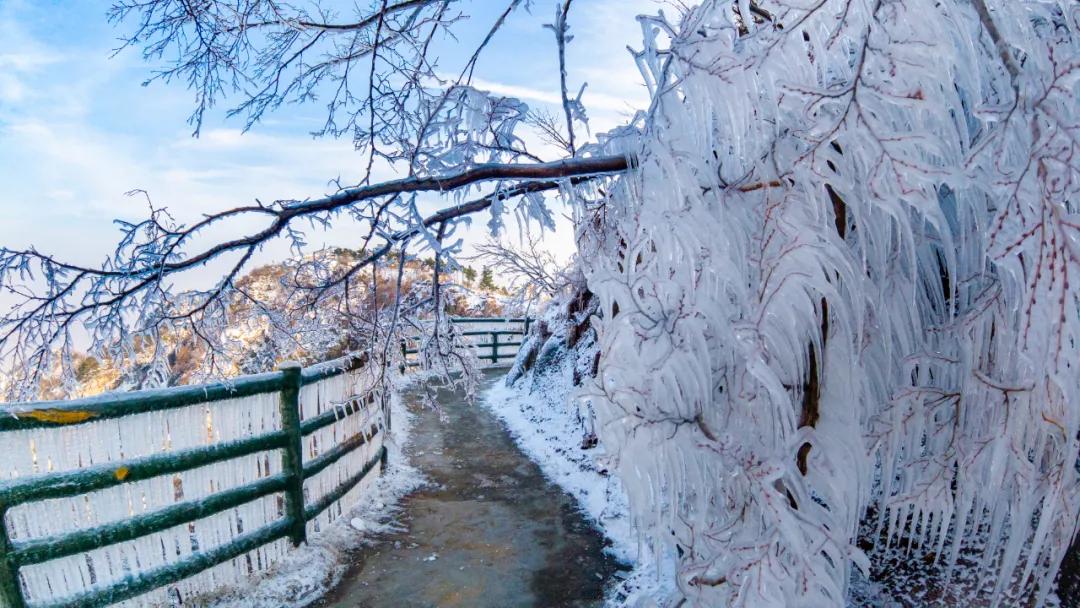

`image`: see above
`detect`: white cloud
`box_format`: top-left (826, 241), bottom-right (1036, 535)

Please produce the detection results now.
top-left (0, 73), bottom-right (26, 103)
top-left (465, 0), bottom-right (655, 135)
top-left (0, 35), bottom-right (62, 103)
top-left (190, 128), bottom-right (253, 148)
top-left (468, 76), bottom-right (635, 115)
top-left (0, 50), bottom-right (61, 72)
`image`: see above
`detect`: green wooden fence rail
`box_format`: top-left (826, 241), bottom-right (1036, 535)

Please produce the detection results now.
top-left (401, 317), bottom-right (532, 366)
top-left (0, 352), bottom-right (383, 608)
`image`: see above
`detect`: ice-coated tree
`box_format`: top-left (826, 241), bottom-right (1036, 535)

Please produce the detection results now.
top-left (1, 0), bottom-right (1078, 606)
top-left (578, 0), bottom-right (1079, 605)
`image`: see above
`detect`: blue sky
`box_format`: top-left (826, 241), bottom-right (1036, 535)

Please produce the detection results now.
top-left (0, 1), bottom-right (654, 275)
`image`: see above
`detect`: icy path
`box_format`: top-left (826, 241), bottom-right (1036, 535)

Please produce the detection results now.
top-left (312, 371), bottom-right (625, 608)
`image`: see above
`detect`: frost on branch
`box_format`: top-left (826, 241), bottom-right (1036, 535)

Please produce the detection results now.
top-left (579, 1), bottom-right (1080, 605)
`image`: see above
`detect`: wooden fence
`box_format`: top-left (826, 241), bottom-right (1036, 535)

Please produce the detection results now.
top-left (0, 317), bottom-right (532, 607)
top-left (401, 317), bottom-right (531, 367)
top-left (0, 354), bottom-right (385, 608)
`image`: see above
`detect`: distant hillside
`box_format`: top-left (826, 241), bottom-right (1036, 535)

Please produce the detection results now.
top-left (37, 248), bottom-right (514, 400)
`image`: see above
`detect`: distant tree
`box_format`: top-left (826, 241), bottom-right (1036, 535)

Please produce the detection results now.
top-left (478, 266), bottom-right (497, 292)
top-left (73, 356), bottom-right (100, 384)
top-left (462, 265), bottom-right (477, 286)
top-left (471, 233), bottom-right (565, 299)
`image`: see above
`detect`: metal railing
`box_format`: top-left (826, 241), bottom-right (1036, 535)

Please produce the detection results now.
top-left (0, 353), bottom-right (384, 608)
top-left (401, 317), bottom-right (532, 367)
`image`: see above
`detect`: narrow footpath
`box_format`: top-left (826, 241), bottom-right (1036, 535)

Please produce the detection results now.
top-left (314, 371), bottom-right (625, 608)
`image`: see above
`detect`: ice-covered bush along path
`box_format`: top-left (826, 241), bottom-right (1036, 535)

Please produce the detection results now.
top-left (577, 1), bottom-right (1080, 606)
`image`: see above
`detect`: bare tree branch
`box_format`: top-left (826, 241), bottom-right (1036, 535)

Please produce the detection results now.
top-left (553, 0), bottom-right (577, 155)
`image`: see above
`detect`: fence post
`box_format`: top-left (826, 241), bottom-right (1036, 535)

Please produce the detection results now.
top-left (524, 316), bottom-right (531, 336)
top-left (380, 390), bottom-right (390, 469)
top-left (491, 331), bottom-right (499, 363)
top-left (277, 361), bottom-right (307, 547)
top-left (0, 507), bottom-right (27, 608)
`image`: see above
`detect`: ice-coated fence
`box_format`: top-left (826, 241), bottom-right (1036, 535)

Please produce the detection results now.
top-left (401, 317), bottom-right (531, 368)
top-left (0, 353), bottom-right (386, 608)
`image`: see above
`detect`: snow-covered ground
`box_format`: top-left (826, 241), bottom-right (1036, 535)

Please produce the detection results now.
top-left (205, 380), bottom-right (426, 608)
top-left (481, 357), bottom-right (675, 606)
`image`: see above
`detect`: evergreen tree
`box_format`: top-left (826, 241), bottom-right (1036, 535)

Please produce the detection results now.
top-left (478, 267), bottom-right (496, 291)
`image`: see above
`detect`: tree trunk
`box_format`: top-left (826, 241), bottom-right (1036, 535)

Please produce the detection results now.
top-left (1058, 531), bottom-right (1080, 605)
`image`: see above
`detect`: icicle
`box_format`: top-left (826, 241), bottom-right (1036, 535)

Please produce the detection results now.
top-left (6, 386), bottom-right (301, 605)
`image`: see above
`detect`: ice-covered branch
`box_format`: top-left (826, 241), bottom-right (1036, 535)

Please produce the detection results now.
top-left (0, 155), bottom-right (630, 397)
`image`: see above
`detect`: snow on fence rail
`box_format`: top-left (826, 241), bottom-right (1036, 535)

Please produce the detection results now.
top-left (0, 353), bottom-right (387, 608)
top-left (401, 317), bottom-right (531, 367)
